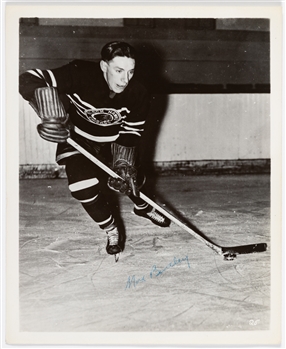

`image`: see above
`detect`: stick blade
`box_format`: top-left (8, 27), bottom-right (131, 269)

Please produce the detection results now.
top-left (222, 243), bottom-right (267, 256)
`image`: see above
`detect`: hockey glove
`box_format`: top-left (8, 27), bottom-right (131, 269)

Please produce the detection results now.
top-left (32, 87), bottom-right (70, 143)
top-left (107, 143), bottom-right (139, 197)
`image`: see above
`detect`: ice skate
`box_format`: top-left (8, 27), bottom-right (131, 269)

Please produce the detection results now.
top-left (106, 226), bottom-right (122, 257)
top-left (133, 205), bottom-right (170, 227)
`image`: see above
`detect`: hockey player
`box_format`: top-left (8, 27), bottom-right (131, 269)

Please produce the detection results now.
top-left (19, 41), bottom-right (170, 258)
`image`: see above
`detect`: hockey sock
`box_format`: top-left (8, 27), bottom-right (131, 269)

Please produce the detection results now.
top-left (103, 221), bottom-right (117, 232)
top-left (82, 194), bottom-right (114, 229)
top-left (129, 191), bottom-right (149, 207)
top-left (133, 202), bottom-right (151, 212)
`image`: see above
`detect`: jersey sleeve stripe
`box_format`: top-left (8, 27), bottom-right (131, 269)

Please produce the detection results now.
top-left (46, 70), bottom-right (57, 87)
top-left (124, 121), bottom-right (145, 126)
top-left (119, 130), bottom-right (141, 137)
top-left (27, 69), bottom-right (51, 87)
top-left (72, 93), bottom-right (96, 109)
top-left (67, 95), bottom-right (86, 110)
top-left (67, 95), bottom-right (88, 117)
top-left (27, 70), bottom-right (43, 79)
top-left (36, 69), bottom-right (47, 80)
top-left (122, 126), bottom-right (144, 132)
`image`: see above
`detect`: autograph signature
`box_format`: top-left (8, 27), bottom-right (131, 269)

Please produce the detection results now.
top-left (125, 256), bottom-right (190, 290)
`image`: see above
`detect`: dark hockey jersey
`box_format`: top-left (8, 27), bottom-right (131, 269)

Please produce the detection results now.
top-left (19, 60), bottom-right (150, 148)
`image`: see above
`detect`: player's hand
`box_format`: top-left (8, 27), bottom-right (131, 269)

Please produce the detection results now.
top-left (108, 165), bottom-right (139, 196)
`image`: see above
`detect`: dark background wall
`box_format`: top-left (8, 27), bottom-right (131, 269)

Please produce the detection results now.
top-left (19, 18), bottom-right (270, 176)
top-left (19, 18), bottom-right (270, 94)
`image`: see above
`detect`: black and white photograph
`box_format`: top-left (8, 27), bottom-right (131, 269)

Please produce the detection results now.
top-left (4, 3), bottom-right (283, 346)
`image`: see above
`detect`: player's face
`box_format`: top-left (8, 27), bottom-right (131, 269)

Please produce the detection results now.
top-left (100, 56), bottom-right (135, 94)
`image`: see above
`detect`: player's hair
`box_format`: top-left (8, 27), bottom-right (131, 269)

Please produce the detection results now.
top-left (101, 41), bottom-right (136, 62)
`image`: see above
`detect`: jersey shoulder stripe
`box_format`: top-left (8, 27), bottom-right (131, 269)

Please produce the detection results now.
top-left (26, 69), bottom-right (55, 88)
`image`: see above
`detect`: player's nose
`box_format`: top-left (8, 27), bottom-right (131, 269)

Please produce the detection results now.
top-left (121, 72), bottom-right (129, 84)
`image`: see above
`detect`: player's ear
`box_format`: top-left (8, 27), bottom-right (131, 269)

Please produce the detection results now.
top-left (100, 60), bottom-right (108, 73)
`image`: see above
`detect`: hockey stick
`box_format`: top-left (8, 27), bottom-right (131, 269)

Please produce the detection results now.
top-left (67, 138), bottom-right (267, 260)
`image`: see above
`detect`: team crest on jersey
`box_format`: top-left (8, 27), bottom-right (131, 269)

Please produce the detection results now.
top-left (84, 107), bottom-right (130, 126)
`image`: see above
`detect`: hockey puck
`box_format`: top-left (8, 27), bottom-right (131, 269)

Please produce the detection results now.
top-left (223, 253), bottom-right (237, 261)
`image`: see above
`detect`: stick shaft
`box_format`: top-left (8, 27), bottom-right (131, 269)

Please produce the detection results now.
top-left (138, 192), bottom-right (221, 252)
top-left (67, 138), bottom-right (267, 256)
top-left (67, 138), bottom-right (222, 254)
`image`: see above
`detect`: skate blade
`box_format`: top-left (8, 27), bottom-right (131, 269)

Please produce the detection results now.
top-left (114, 253), bottom-right (121, 262)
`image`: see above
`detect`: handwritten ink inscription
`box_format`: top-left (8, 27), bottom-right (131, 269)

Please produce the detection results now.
top-left (125, 256), bottom-right (190, 290)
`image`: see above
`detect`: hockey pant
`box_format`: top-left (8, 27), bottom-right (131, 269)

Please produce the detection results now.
top-left (65, 154), bottom-right (148, 230)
